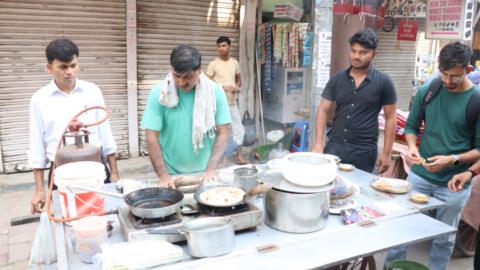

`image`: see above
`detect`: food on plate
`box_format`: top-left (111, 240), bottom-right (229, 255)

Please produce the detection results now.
top-left (339, 164), bottom-right (354, 171)
top-left (411, 194), bottom-right (429, 200)
top-left (200, 187), bottom-right (245, 205)
top-left (419, 157), bottom-right (426, 164)
top-left (373, 179), bottom-right (393, 189)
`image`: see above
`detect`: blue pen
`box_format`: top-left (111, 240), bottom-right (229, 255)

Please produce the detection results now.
top-left (85, 105), bottom-right (87, 114)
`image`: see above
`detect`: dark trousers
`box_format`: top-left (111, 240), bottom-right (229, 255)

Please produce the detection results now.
top-left (324, 144), bottom-right (378, 173)
top-left (48, 160), bottom-right (111, 190)
top-left (475, 223), bottom-right (480, 270)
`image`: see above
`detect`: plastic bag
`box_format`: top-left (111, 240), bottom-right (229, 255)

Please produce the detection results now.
top-left (94, 241), bottom-right (183, 270)
top-left (29, 212), bottom-right (57, 266)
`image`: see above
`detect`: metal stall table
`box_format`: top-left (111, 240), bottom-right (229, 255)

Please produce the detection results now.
top-left (54, 165), bottom-right (455, 270)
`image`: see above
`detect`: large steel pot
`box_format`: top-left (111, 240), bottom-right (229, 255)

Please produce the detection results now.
top-left (264, 189), bottom-right (330, 233)
top-left (148, 217), bottom-right (235, 257)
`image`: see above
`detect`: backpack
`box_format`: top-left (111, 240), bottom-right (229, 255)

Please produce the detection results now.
top-left (414, 77), bottom-right (480, 150)
top-left (242, 111), bottom-right (257, 146)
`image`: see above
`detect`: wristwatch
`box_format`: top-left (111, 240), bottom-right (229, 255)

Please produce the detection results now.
top-left (452, 155), bottom-right (460, 166)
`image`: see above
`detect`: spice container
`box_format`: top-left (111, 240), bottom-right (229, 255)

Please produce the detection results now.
top-left (73, 216), bottom-right (108, 263)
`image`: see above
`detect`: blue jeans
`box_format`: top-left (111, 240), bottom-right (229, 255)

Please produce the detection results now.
top-left (384, 171), bottom-right (471, 270)
top-left (223, 140), bottom-right (238, 157)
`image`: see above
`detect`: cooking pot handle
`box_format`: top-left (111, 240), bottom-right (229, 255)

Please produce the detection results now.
top-left (67, 183), bottom-right (124, 199)
top-left (246, 183), bottom-right (271, 197)
top-left (147, 229), bottom-right (186, 235)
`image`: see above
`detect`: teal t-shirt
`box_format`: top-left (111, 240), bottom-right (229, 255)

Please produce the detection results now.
top-left (141, 82), bottom-right (231, 175)
top-left (405, 82), bottom-right (480, 188)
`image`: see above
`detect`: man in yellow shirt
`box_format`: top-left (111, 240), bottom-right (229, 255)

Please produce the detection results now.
top-left (207, 36), bottom-right (246, 165)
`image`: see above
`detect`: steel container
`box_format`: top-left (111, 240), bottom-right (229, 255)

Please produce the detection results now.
top-left (148, 217), bottom-right (235, 258)
top-left (263, 189), bottom-right (330, 233)
top-left (234, 167), bottom-right (259, 201)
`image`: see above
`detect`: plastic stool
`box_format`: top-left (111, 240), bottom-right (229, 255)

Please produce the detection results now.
top-left (291, 120), bottom-right (309, 152)
top-left (387, 259), bottom-right (432, 270)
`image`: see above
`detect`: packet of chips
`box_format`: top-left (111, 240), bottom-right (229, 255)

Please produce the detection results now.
top-left (340, 206), bottom-right (383, 225)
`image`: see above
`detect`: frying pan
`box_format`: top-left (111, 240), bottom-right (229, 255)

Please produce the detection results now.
top-left (194, 185), bottom-right (258, 208)
top-left (67, 183), bottom-right (184, 219)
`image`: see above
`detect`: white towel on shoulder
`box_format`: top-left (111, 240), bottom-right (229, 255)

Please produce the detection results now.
top-left (159, 72), bottom-right (217, 155)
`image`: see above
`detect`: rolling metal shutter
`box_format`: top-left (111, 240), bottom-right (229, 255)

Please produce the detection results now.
top-left (374, 18), bottom-right (431, 111)
top-left (0, 0), bottom-right (129, 173)
top-left (136, 0), bottom-right (241, 154)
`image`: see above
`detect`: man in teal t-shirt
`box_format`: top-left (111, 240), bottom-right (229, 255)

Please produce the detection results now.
top-left (384, 42), bottom-right (480, 270)
top-left (141, 45), bottom-right (231, 188)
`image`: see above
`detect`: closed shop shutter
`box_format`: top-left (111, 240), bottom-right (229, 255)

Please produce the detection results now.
top-left (136, 0), bottom-right (240, 154)
top-left (0, 0), bottom-right (129, 173)
top-left (374, 18), bottom-right (431, 111)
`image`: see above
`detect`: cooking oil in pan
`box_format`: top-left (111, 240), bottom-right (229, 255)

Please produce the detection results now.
top-left (134, 200), bottom-right (175, 209)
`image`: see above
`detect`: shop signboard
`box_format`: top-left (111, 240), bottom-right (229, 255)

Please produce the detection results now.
top-left (426, 0), bottom-right (473, 40)
top-left (397, 20), bottom-right (418, 41)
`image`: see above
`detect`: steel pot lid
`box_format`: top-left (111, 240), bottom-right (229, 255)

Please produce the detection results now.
top-left (259, 169), bottom-right (336, 194)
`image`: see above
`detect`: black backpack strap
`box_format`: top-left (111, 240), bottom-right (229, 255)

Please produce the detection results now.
top-left (466, 89), bottom-right (480, 150)
top-left (414, 77), bottom-right (443, 128)
top-left (243, 111), bottom-right (251, 121)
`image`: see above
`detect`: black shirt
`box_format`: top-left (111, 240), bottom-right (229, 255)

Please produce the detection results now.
top-left (322, 66), bottom-right (397, 155)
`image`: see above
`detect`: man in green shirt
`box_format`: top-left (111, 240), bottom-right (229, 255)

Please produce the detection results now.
top-left (141, 45), bottom-right (231, 188)
top-left (384, 42), bottom-right (480, 270)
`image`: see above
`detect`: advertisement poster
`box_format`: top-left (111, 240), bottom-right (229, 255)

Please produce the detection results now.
top-left (426, 0), bottom-right (473, 40)
top-left (275, 3), bottom-right (304, 21)
top-left (316, 32), bottom-right (332, 88)
top-left (274, 3), bottom-right (288, 17)
top-left (397, 21), bottom-right (418, 41)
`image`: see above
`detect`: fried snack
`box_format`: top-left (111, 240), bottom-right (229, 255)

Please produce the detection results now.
top-left (200, 187), bottom-right (245, 205)
top-left (419, 157), bottom-right (426, 164)
top-left (411, 194), bottom-right (429, 200)
top-left (373, 179), bottom-right (393, 189)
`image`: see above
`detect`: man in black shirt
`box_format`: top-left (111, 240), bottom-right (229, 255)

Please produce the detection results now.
top-left (313, 29), bottom-right (397, 173)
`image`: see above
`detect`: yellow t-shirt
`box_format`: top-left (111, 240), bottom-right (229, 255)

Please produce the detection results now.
top-left (207, 57), bottom-right (240, 105)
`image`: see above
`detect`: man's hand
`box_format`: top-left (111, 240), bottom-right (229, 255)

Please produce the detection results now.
top-left (200, 169), bottom-right (222, 183)
top-left (158, 175), bottom-right (183, 189)
top-left (312, 143), bottom-right (324, 154)
top-left (448, 171), bottom-right (472, 193)
top-left (423, 155), bottom-right (454, 173)
top-left (110, 172), bottom-right (120, 183)
top-left (377, 153), bottom-right (391, 174)
top-left (406, 147), bottom-right (421, 165)
top-left (31, 190), bottom-right (46, 214)
top-left (225, 86), bottom-right (236, 93)
top-left (235, 87), bottom-right (242, 93)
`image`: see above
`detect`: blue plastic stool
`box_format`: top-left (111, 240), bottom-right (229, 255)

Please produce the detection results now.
top-left (291, 120), bottom-right (309, 152)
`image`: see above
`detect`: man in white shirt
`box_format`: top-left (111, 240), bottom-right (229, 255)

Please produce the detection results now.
top-left (29, 38), bottom-right (120, 214)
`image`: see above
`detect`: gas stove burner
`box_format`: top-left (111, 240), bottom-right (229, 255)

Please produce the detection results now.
top-left (197, 202), bottom-right (251, 216)
top-left (128, 212), bottom-right (182, 229)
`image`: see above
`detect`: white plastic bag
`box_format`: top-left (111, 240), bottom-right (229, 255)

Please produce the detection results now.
top-left (266, 130), bottom-right (284, 143)
top-left (29, 212), bottom-right (57, 266)
top-left (94, 241), bottom-right (183, 270)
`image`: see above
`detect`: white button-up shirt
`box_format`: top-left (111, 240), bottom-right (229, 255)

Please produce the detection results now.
top-left (28, 79), bottom-right (117, 168)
